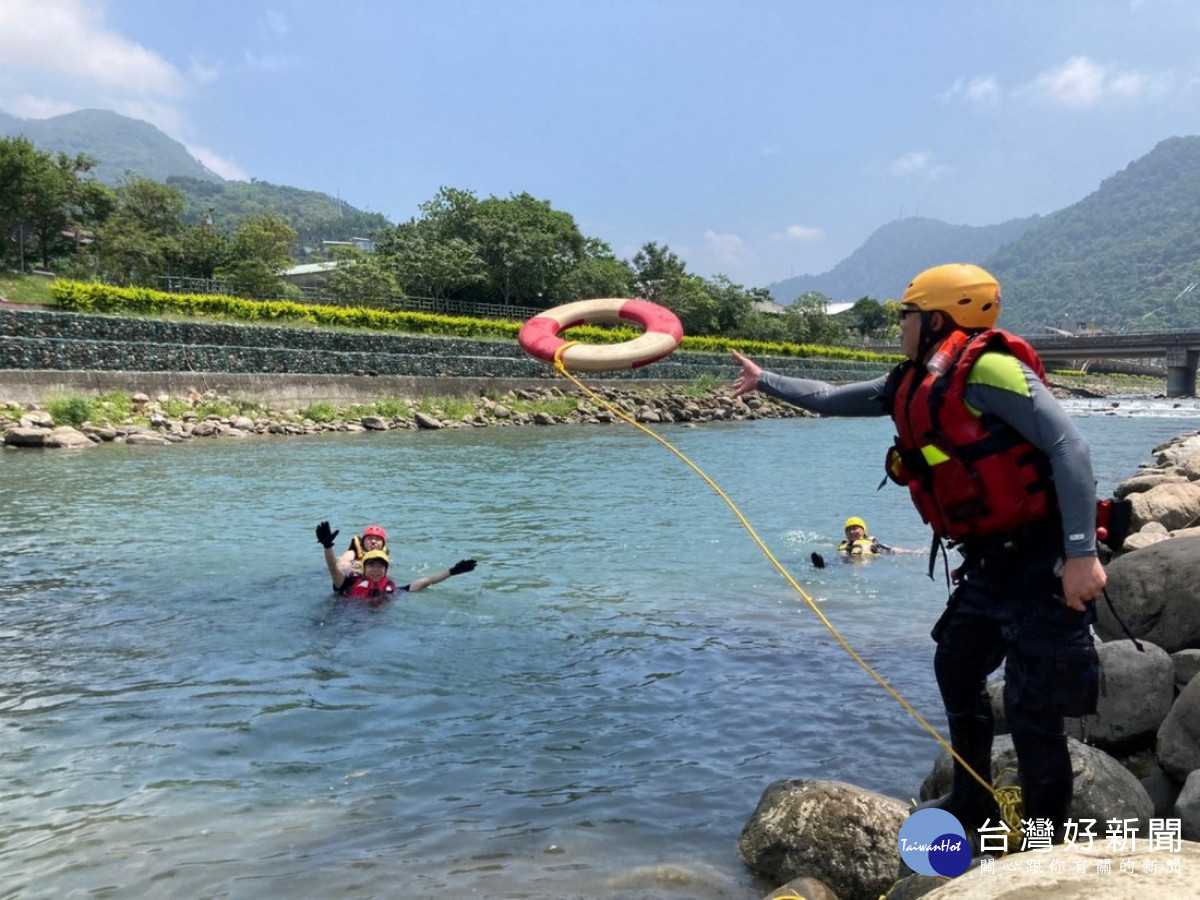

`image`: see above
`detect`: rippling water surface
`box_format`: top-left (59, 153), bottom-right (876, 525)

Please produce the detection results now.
top-left (1, 405), bottom-right (1197, 898)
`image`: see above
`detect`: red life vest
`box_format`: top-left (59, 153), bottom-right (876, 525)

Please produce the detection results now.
top-left (342, 575), bottom-right (396, 603)
top-left (884, 329), bottom-right (1055, 541)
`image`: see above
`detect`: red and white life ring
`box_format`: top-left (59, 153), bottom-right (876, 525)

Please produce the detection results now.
top-left (518, 298), bottom-right (684, 372)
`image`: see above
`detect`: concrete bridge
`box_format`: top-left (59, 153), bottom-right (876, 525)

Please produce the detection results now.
top-left (1025, 330), bottom-right (1200, 397)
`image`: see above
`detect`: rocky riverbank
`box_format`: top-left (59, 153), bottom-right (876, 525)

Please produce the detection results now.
top-left (0, 371), bottom-right (1167, 451)
top-left (0, 383), bottom-right (815, 449)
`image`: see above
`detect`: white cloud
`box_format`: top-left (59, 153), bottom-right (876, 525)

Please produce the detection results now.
top-left (0, 0), bottom-right (252, 183)
top-left (942, 75), bottom-right (1000, 105)
top-left (0, 0), bottom-right (184, 97)
top-left (1023, 55), bottom-right (1170, 107)
top-left (773, 224), bottom-right (824, 243)
top-left (703, 230), bottom-right (754, 269)
top-left (0, 93), bottom-right (81, 120)
top-left (889, 151), bottom-right (946, 180)
top-left (187, 144), bottom-right (250, 182)
top-left (1030, 56), bottom-right (1106, 106)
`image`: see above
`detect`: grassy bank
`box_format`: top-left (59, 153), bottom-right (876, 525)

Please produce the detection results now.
top-left (0, 272), bottom-right (56, 306)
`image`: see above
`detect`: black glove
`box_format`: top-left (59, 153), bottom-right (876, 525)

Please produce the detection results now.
top-left (449, 559), bottom-right (477, 576)
top-left (316, 521), bottom-right (339, 549)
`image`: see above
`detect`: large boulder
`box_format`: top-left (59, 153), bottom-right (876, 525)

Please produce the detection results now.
top-left (1099, 537), bottom-right (1200, 652)
top-left (1114, 472), bottom-right (1190, 498)
top-left (1122, 522), bottom-right (1172, 552)
top-left (1127, 482), bottom-right (1200, 532)
top-left (1065, 640), bottom-right (1174, 750)
top-left (739, 778), bottom-right (907, 900)
top-left (1175, 770), bottom-right (1200, 841)
top-left (1153, 432), bottom-right (1200, 468)
top-left (920, 840), bottom-right (1200, 898)
top-left (3, 426), bottom-right (50, 447)
top-left (920, 735), bottom-right (1153, 832)
top-left (1157, 675), bottom-right (1200, 781)
top-left (44, 425), bottom-right (95, 448)
top-left (1173, 649), bottom-right (1200, 692)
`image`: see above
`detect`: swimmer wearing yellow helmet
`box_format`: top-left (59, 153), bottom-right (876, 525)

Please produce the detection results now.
top-left (839, 516), bottom-right (888, 556)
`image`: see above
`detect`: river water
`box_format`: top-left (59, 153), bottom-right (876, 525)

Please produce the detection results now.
top-left (2, 396), bottom-right (1198, 899)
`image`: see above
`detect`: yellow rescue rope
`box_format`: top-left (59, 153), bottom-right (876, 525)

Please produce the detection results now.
top-left (551, 346), bottom-right (1024, 842)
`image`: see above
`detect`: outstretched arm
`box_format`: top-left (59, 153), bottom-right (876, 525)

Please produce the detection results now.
top-left (731, 351), bottom-right (892, 417)
top-left (406, 559), bottom-right (478, 593)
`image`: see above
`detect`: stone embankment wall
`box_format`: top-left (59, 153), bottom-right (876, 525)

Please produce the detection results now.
top-left (0, 308), bottom-right (892, 404)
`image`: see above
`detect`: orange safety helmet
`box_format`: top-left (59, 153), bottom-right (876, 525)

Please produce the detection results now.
top-left (900, 263), bottom-right (1002, 330)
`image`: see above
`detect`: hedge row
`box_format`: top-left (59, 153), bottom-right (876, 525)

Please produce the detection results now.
top-left (49, 281), bottom-right (902, 365)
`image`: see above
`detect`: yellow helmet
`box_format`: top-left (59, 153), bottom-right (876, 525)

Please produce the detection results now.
top-left (361, 549), bottom-right (391, 568)
top-left (900, 263), bottom-right (1002, 329)
top-left (844, 516), bottom-right (867, 531)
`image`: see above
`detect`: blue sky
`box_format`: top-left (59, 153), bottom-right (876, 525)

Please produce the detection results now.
top-left (2, 0), bottom-right (1199, 289)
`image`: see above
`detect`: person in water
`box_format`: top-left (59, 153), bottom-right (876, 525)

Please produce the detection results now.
top-left (837, 516), bottom-right (922, 556)
top-left (336, 524), bottom-right (387, 574)
top-left (839, 516), bottom-right (893, 556)
top-left (316, 520), bottom-right (478, 602)
top-left (731, 262), bottom-right (1104, 847)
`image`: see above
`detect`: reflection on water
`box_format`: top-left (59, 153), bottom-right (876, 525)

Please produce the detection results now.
top-left (1, 408), bottom-right (1197, 897)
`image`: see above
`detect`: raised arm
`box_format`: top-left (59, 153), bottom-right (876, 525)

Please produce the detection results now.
top-left (316, 521), bottom-right (348, 590)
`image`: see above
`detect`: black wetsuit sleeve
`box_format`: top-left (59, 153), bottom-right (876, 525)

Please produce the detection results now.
top-left (757, 371), bottom-right (893, 417)
top-left (963, 367), bottom-right (1097, 558)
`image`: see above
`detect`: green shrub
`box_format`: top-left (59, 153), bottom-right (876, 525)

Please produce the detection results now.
top-left (301, 401), bottom-right (337, 423)
top-left (194, 399), bottom-right (239, 419)
top-left (366, 397), bottom-right (411, 419)
top-left (47, 395), bottom-right (93, 427)
top-left (94, 391), bottom-right (133, 424)
top-left (161, 398), bottom-right (190, 418)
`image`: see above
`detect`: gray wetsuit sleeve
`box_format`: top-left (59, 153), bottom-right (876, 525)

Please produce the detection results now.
top-left (757, 371), bottom-right (892, 417)
top-left (963, 367), bottom-right (1097, 558)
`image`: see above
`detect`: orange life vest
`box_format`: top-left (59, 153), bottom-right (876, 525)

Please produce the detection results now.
top-left (342, 575), bottom-right (396, 603)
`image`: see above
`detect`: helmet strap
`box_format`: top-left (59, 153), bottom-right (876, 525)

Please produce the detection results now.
top-left (916, 312), bottom-right (954, 361)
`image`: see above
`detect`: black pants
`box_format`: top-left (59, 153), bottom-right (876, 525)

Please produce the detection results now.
top-left (931, 544), bottom-right (1098, 838)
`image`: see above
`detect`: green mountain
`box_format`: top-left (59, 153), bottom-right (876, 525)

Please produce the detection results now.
top-left (165, 176), bottom-right (392, 252)
top-left (982, 136), bottom-right (1200, 333)
top-left (0, 108), bottom-right (223, 185)
top-left (768, 215), bottom-right (1042, 305)
top-left (1, 108), bottom-right (391, 250)
top-left (770, 136), bottom-right (1200, 334)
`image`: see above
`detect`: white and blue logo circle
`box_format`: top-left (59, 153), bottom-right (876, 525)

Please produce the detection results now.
top-left (897, 807), bottom-right (972, 877)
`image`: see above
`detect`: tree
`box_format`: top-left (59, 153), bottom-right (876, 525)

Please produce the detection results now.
top-left (557, 238), bottom-right (635, 301)
top-left (706, 275), bottom-right (756, 335)
top-left (632, 242), bottom-right (689, 303)
top-left (177, 222), bottom-right (230, 280)
top-left (0, 138), bottom-right (112, 272)
top-left (95, 177), bottom-right (186, 286)
top-left (375, 219), bottom-right (487, 301)
top-left (324, 245), bottom-right (402, 306)
top-left (846, 296), bottom-right (890, 337)
top-left (218, 214), bottom-right (297, 298)
top-left (469, 192), bottom-right (586, 306)
top-left (777, 291), bottom-right (844, 344)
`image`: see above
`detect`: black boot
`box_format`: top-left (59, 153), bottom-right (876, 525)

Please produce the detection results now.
top-left (915, 714), bottom-right (1002, 854)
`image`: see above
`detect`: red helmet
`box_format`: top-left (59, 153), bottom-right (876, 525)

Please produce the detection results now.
top-left (363, 525), bottom-right (387, 542)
